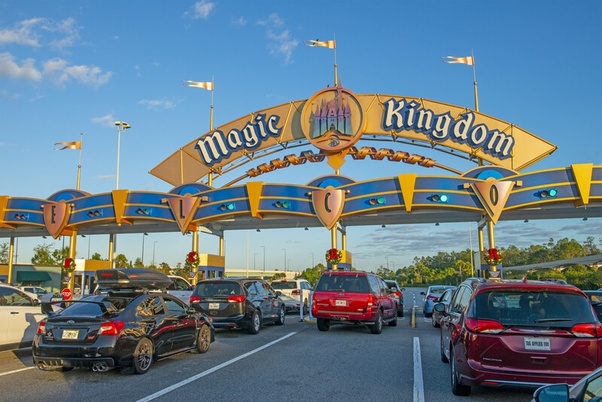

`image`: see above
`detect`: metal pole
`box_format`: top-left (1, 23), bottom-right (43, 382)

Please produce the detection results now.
top-left (261, 246), bottom-right (266, 272)
top-left (282, 248), bottom-right (286, 272)
top-left (153, 241), bottom-right (158, 266)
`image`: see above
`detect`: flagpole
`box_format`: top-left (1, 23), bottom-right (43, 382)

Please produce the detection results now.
top-left (333, 35), bottom-right (338, 87)
top-left (472, 49), bottom-right (479, 112)
top-left (208, 77), bottom-right (215, 187)
top-left (76, 132), bottom-right (83, 190)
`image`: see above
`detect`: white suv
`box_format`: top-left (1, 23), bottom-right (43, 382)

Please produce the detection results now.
top-left (270, 279), bottom-right (313, 314)
top-left (0, 284), bottom-right (45, 350)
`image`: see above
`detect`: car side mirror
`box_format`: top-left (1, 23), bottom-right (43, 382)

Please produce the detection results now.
top-left (433, 302), bottom-right (445, 313)
top-left (532, 383), bottom-right (569, 402)
top-left (275, 291), bottom-right (282, 297)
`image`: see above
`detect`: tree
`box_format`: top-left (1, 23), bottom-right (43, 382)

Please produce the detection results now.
top-left (0, 242), bottom-right (8, 264)
top-left (52, 246), bottom-right (69, 265)
top-left (31, 244), bottom-right (58, 266)
top-left (133, 257), bottom-right (144, 268)
top-left (114, 254), bottom-right (130, 268)
top-left (91, 252), bottom-right (103, 260)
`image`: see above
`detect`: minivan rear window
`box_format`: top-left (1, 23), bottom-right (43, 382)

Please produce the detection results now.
top-left (472, 290), bottom-right (594, 328)
top-left (271, 282), bottom-right (296, 290)
top-left (315, 275), bottom-right (370, 293)
top-left (196, 282), bottom-right (243, 297)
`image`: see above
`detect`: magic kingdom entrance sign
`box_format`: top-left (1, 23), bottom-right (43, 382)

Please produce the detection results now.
top-left (150, 86), bottom-right (557, 186)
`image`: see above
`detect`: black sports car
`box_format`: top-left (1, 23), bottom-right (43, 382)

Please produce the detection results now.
top-left (32, 269), bottom-right (215, 374)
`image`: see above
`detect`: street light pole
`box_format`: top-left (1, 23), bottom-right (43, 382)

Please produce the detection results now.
top-left (114, 121), bottom-right (131, 190)
top-left (311, 252), bottom-right (314, 268)
top-left (261, 245), bottom-right (266, 272)
top-left (152, 241), bottom-right (158, 266)
top-left (254, 253), bottom-right (257, 271)
top-left (282, 248), bottom-right (286, 272)
top-left (141, 233), bottom-right (148, 266)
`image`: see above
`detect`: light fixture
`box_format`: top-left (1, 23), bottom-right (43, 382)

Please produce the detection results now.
top-left (136, 208), bottom-right (152, 215)
top-left (583, 217), bottom-right (588, 221)
top-left (274, 201), bottom-right (290, 209)
top-left (304, 227), bottom-right (309, 230)
top-left (538, 189), bottom-right (558, 198)
top-left (369, 197), bottom-right (386, 206)
top-left (381, 224), bottom-right (386, 228)
top-left (219, 203), bottom-right (235, 211)
top-left (524, 219), bottom-right (529, 223)
top-left (431, 194), bottom-right (449, 203)
top-left (435, 222), bottom-right (440, 226)
top-left (256, 229), bottom-right (261, 232)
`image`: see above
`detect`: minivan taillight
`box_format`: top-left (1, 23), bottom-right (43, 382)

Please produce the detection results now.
top-left (571, 322), bottom-right (602, 338)
top-left (36, 321), bottom-right (46, 334)
top-left (291, 289), bottom-right (300, 296)
top-left (98, 320), bottom-right (125, 336)
top-left (465, 317), bottom-right (504, 334)
top-left (366, 294), bottom-right (376, 307)
top-left (393, 291), bottom-right (401, 298)
top-left (227, 295), bottom-right (246, 303)
top-left (189, 295), bottom-right (201, 304)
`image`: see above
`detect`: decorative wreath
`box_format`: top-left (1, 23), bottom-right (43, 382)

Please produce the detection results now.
top-left (184, 251), bottom-right (200, 270)
top-left (325, 248), bottom-right (343, 264)
top-left (63, 257), bottom-right (76, 273)
top-left (485, 248), bottom-right (503, 266)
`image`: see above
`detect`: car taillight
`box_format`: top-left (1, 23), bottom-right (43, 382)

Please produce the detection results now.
top-left (367, 294), bottom-right (376, 307)
top-left (571, 322), bottom-right (602, 338)
top-left (393, 291), bottom-right (401, 298)
top-left (427, 294), bottom-right (439, 301)
top-left (189, 295), bottom-right (201, 304)
top-left (227, 295), bottom-right (246, 303)
top-left (291, 289), bottom-right (300, 296)
top-left (98, 320), bottom-right (125, 336)
top-left (465, 317), bottom-right (504, 334)
top-left (36, 321), bottom-right (46, 334)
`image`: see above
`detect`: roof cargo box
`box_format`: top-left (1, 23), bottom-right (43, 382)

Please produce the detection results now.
top-left (95, 268), bottom-right (172, 290)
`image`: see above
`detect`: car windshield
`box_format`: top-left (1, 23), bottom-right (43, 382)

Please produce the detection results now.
top-left (271, 282), bottom-right (296, 290)
top-left (315, 275), bottom-right (370, 293)
top-left (196, 282), bottom-right (243, 297)
top-left (473, 290), bottom-right (594, 328)
top-left (429, 287), bottom-right (449, 295)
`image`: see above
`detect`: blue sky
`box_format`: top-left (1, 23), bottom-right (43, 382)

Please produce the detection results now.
top-left (1, 0), bottom-right (601, 273)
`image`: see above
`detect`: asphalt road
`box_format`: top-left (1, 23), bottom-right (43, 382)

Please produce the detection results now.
top-left (0, 288), bottom-right (536, 402)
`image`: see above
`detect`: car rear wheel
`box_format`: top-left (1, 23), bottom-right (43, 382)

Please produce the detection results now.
top-left (317, 318), bottom-right (330, 331)
top-left (450, 348), bottom-right (471, 396)
top-left (370, 310), bottom-right (383, 334)
top-left (247, 309), bottom-right (261, 334)
top-left (195, 324), bottom-right (211, 353)
top-left (432, 314), bottom-right (440, 328)
top-left (133, 338), bottom-right (153, 375)
top-left (398, 305), bottom-right (404, 317)
top-left (275, 305), bottom-right (285, 325)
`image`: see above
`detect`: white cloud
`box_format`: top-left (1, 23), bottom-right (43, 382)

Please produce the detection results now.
top-left (92, 114), bottom-right (116, 128)
top-left (42, 57), bottom-right (111, 87)
top-left (232, 16), bottom-right (247, 27)
top-left (188, 1), bottom-right (215, 19)
top-left (0, 52), bottom-right (42, 80)
top-left (257, 13), bottom-right (284, 27)
top-left (0, 18), bottom-right (43, 47)
top-left (266, 29), bottom-right (298, 65)
top-left (138, 99), bottom-right (176, 110)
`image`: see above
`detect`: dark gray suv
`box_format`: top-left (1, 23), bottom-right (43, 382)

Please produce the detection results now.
top-left (190, 278), bottom-right (285, 334)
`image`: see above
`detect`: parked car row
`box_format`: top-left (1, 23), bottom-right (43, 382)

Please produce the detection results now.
top-left (431, 277), bottom-right (602, 398)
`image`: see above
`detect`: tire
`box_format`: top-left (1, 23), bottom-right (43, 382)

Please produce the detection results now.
top-left (440, 331), bottom-right (449, 363)
top-left (132, 338), bottom-right (153, 375)
top-left (247, 309), bottom-right (261, 334)
top-left (450, 348), bottom-right (471, 396)
top-left (389, 309), bottom-right (398, 327)
top-left (317, 318), bottom-right (330, 331)
top-left (398, 305), bottom-right (404, 318)
top-left (432, 314), bottom-right (440, 328)
top-left (195, 324), bottom-right (211, 353)
top-left (275, 305), bottom-right (285, 325)
top-left (370, 310), bottom-right (383, 334)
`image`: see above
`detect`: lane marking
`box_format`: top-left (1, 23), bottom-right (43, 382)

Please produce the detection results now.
top-left (413, 337), bottom-right (425, 402)
top-left (0, 367), bottom-right (34, 377)
top-left (136, 332), bottom-right (297, 402)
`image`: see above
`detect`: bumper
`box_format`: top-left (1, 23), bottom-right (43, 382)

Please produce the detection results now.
top-left (312, 308), bottom-right (380, 324)
top-left (32, 334), bottom-right (122, 370)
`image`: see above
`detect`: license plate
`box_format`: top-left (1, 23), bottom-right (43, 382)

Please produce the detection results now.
top-left (335, 300), bottom-right (346, 306)
top-left (208, 303), bottom-right (220, 310)
top-left (524, 337), bottom-right (551, 351)
top-left (62, 329), bottom-right (79, 340)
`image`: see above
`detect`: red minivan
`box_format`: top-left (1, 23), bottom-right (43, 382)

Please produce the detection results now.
top-left (437, 278), bottom-right (602, 396)
top-left (311, 270), bottom-right (397, 334)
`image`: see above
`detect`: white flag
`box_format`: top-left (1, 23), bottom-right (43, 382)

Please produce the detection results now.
top-left (54, 141), bottom-right (82, 150)
top-left (183, 80), bottom-right (214, 90)
top-left (442, 56), bottom-right (474, 66)
top-left (304, 39), bottom-right (336, 49)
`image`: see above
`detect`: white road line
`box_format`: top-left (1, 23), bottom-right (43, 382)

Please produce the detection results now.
top-left (0, 367), bottom-right (34, 377)
top-left (413, 337), bottom-right (425, 402)
top-left (136, 332), bottom-right (297, 402)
